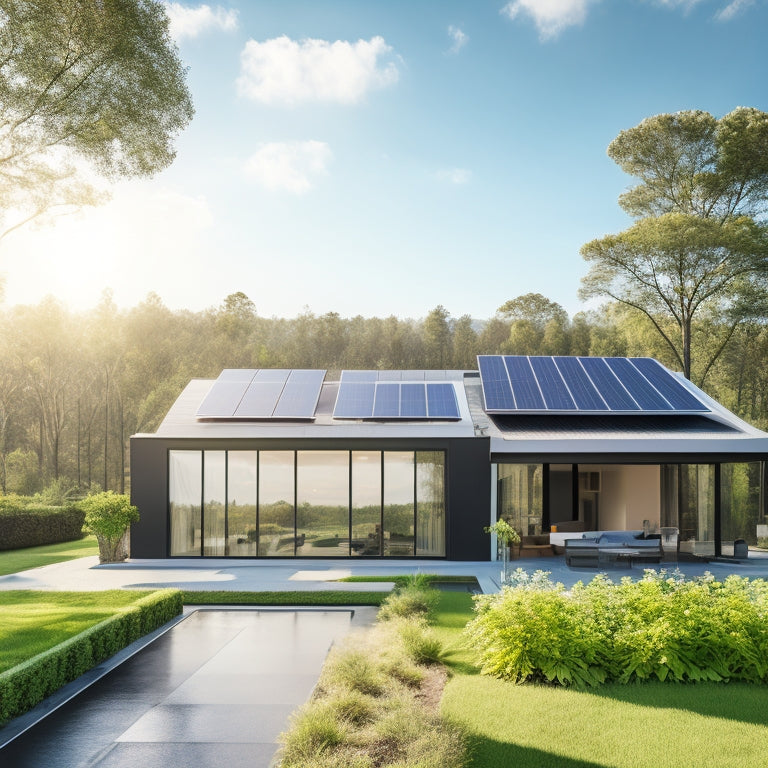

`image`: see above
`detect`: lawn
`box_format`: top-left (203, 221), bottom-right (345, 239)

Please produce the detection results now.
top-left (433, 592), bottom-right (768, 768)
top-left (0, 590), bottom-right (159, 673)
top-left (0, 536), bottom-right (98, 576)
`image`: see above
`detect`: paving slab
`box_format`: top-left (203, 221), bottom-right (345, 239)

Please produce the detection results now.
top-left (0, 608), bottom-right (369, 768)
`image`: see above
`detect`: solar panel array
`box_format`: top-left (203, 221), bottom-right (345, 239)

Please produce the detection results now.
top-left (197, 369), bottom-right (326, 420)
top-left (477, 356), bottom-right (708, 414)
top-left (333, 371), bottom-right (461, 420)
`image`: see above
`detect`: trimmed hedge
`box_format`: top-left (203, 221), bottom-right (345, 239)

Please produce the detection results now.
top-left (0, 504), bottom-right (85, 550)
top-left (0, 589), bottom-right (182, 724)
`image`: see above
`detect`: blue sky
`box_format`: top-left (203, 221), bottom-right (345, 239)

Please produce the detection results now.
top-left (3, 0), bottom-right (767, 320)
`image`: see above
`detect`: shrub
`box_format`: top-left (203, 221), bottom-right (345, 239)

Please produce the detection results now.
top-left (0, 589), bottom-right (182, 724)
top-left (466, 569), bottom-right (768, 688)
top-left (79, 491), bottom-right (139, 562)
top-left (0, 503), bottom-right (85, 550)
top-left (397, 619), bottom-right (445, 665)
top-left (377, 581), bottom-right (440, 622)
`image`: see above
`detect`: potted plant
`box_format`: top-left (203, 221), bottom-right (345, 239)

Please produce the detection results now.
top-left (484, 518), bottom-right (521, 583)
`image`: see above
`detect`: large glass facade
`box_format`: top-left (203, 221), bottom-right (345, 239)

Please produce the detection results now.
top-left (259, 451), bottom-right (296, 556)
top-left (296, 451), bottom-right (349, 556)
top-left (169, 450), bottom-right (202, 556)
top-left (351, 451), bottom-right (382, 556)
top-left (498, 464), bottom-right (543, 535)
top-left (227, 451), bottom-right (257, 556)
top-left (721, 462), bottom-right (764, 553)
top-left (383, 452), bottom-right (415, 556)
top-left (167, 448), bottom-right (446, 557)
top-left (416, 451), bottom-right (445, 556)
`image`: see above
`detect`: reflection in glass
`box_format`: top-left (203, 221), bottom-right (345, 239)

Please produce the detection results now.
top-left (383, 452), bottom-right (415, 556)
top-left (169, 450), bottom-right (202, 556)
top-left (679, 464), bottom-right (715, 557)
top-left (259, 451), bottom-right (296, 556)
top-left (297, 451), bottom-right (349, 556)
top-left (203, 451), bottom-right (226, 556)
top-left (416, 452), bottom-right (445, 556)
top-left (352, 451), bottom-right (382, 556)
top-left (227, 451), bottom-right (257, 556)
top-left (721, 462), bottom-right (763, 554)
top-left (498, 464), bottom-right (543, 536)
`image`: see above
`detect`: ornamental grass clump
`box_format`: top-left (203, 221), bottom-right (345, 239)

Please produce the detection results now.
top-left (377, 576), bottom-right (440, 622)
top-left (465, 569), bottom-right (768, 688)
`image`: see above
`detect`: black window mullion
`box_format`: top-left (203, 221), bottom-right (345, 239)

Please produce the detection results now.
top-left (200, 451), bottom-right (205, 557)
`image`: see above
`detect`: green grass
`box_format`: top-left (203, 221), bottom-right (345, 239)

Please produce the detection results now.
top-left (181, 590), bottom-right (389, 605)
top-left (0, 589), bottom-right (159, 673)
top-left (433, 592), bottom-right (768, 768)
top-left (0, 536), bottom-right (98, 576)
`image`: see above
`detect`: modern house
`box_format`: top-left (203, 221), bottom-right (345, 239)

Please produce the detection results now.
top-left (129, 356), bottom-right (768, 561)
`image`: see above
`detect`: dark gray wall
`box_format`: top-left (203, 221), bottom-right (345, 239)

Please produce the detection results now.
top-left (130, 435), bottom-right (493, 561)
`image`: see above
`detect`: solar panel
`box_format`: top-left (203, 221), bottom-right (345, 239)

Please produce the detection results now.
top-left (272, 370), bottom-right (326, 418)
top-left (605, 358), bottom-right (672, 410)
top-left (373, 382), bottom-right (400, 417)
top-left (577, 357), bottom-right (640, 411)
top-left (197, 380), bottom-right (250, 418)
top-left (629, 358), bottom-right (708, 411)
top-left (198, 369), bottom-right (325, 419)
top-left (553, 357), bottom-right (608, 411)
top-left (233, 382), bottom-right (284, 418)
top-left (478, 355), bottom-right (515, 410)
top-left (334, 381), bottom-right (376, 418)
top-left (426, 383), bottom-right (460, 418)
top-left (528, 356), bottom-right (576, 410)
top-left (400, 383), bottom-right (427, 418)
top-left (334, 373), bottom-right (462, 420)
top-left (477, 356), bottom-right (709, 415)
top-left (505, 356), bottom-right (546, 410)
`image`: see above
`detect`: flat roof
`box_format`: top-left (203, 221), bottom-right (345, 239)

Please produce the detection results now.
top-left (133, 366), bottom-right (768, 457)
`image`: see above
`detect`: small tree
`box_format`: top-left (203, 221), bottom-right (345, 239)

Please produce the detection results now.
top-left (80, 491), bottom-right (139, 563)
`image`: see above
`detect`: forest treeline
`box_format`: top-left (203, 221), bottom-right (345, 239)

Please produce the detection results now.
top-left (1, 289), bottom-right (767, 496)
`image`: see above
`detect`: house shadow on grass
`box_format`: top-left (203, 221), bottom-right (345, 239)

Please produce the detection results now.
top-left (580, 681), bottom-right (768, 727)
top-left (465, 734), bottom-right (607, 768)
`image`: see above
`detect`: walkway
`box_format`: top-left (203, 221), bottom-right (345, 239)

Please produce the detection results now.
top-left (0, 607), bottom-right (376, 768)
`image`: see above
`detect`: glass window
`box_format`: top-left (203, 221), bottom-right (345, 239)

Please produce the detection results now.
top-left (352, 451), bottom-right (382, 557)
top-left (258, 451), bottom-right (296, 556)
top-left (296, 451), bottom-right (349, 556)
top-left (498, 464), bottom-right (543, 536)
top-left (721, 462), bottom-right (763, 554)
top-left (169, 450), bottom-right (202, 556)
top-left (416, 451), bottom-right (445, 556)
top-left (383, 452), bottom-right (414, 556)
top-left (203, 451), bottom-right (226, 556)
top-left (227, 451), bottom-right (257, 556)
top-left (678, 464), bottom-right (715, 557)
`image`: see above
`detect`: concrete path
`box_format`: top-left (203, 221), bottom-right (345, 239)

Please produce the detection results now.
top-left (1, 553), bottom-right (767, 595)
top-left (0, 607), bottom-right (376, 768)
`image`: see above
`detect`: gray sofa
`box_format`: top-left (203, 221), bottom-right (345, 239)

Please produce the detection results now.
top-left (565, 531), bottom-right (663, 567)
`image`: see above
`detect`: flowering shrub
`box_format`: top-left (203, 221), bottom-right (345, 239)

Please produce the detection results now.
top-left (465, 569), bottom-right (768, 687)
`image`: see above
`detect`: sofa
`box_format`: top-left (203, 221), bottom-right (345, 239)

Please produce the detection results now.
top-left (565, 531), bottom-right (663, 567)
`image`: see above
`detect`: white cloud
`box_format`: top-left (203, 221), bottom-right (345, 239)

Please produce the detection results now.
top-left (237, 35), bottom-right (399, 105)
top-left (501, 0), bottom-right (599, 39)
top-left (165, 3), bottom-right (238, 41)
top-left (715, 0), bottom-right (755, 20)
top-left (436, 168), bottom-right (472, 185)
top-left (243, 141), bottom-right (332, 194)
top-left (447, 25), bottom-right (468, 54)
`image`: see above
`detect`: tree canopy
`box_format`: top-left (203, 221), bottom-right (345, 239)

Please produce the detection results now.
top-left (0, 0), bottom-right (194, 236)
top-left (581, 108), bottom-right (768, 381)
